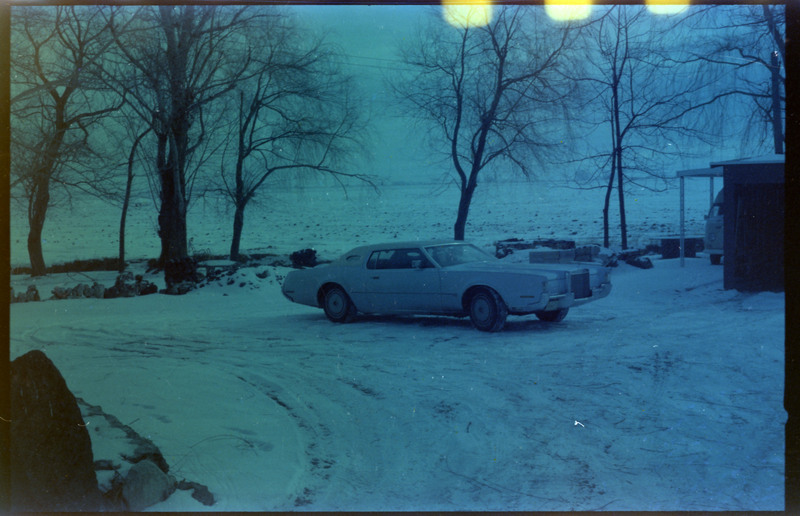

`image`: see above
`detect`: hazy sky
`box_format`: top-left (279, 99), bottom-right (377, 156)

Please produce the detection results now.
top-left (293, 5), bottom-right (442, 185)
top-left (289, 4), bottom-right (749, 187)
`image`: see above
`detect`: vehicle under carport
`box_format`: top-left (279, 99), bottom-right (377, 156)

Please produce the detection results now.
top-left (677, 155), bottom-right (784, 292)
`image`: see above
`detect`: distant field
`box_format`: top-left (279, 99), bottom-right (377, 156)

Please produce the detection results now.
top-left (10, 179), bottom-right (718, 268)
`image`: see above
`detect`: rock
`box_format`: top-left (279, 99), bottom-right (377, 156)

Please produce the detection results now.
top-left (9, 350), bottom-right (107, 511)
top-left (12, 285), bottom-right (41, 303)
top-left (121, 460), bottom-right (176, 511)
top-left (626, 255), bottom-right (654, 269)
top-left (164, 281), bottom-right (195, 296)
top-left (51, 282), bottom-right (106, 300)
top-left (105, 273), bottom-right (157, 298)
top-left (122, 442), bottom-right (170, 474)
top-left (135, 275), bottom-right (158, 296)
top-left (597, 248), bottom-right (618, 267)
top-left (26, 285), bottom-right (40, 302)
top-left (177, 480), bottom-right (216, 506)
top-left (70, 283), bottom-right (90, 299)
top-left (90, 281), bottom-right (106, 299)
top-left (290, 248), bottom-right (317, 268)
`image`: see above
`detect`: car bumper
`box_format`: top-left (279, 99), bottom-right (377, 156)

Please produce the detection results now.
top-left (520, 281), bottom-right (611, 313)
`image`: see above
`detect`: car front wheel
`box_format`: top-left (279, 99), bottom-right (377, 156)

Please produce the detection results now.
top-left (535, 308), bottom-right (569, 322)
top-left (469, 288), bottom-right (508, 332)
top-left (323, 286), bottom-right (356, 323)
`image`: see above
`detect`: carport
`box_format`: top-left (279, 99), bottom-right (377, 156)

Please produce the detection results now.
top-left (677, 155), bottom-right (785, 291)
top-left (676, 165), bottom-right (723, 267)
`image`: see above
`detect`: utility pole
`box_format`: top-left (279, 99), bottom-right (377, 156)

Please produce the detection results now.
top-left (770, 50), bottom-right (783, 154)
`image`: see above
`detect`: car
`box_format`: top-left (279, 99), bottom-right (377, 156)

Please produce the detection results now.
top-left (281, 240), bottom-right (612, 332)
top-left (704, 188), bottom-right (724, 265)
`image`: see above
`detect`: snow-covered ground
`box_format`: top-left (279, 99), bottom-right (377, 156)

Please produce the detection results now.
top-left (9, 180), bottom-right (785, 511)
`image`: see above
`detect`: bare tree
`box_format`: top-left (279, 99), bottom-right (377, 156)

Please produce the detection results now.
top-left (679, 5), bottom-right (785, 154)
top-left (108, 6), bottom-right (254, 286)
top-left (393, 6), bottom-right (577, 240)
top-left (10, 6), bottom-right (121, 276)
top-left (217, 11), bottom-right (371, 261)
top-left (567, 6), bottom-right (728, 249)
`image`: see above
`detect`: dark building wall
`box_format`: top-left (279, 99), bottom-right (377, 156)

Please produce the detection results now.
top-left (723, 164), bottom-right (784, 292)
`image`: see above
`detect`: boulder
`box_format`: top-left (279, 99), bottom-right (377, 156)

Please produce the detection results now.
top-left (177, 480), bottom-right (216, 506)
top-left (597, 248), bottom-right (618, 267)
top-left (105, 273), bottom-right (158, 298)
top-left (9, 350), bottom-right (107, 511)
top-left (121, 459), bottom-right (176, 511)
top-left (11, 285), bottom-right (41, 303)
top-left (626, 255), bottom-right (654, 269)
top-left (163, 281), bottom-right (195, 296)
top-left (90, 281), bottom-right (106, 299)
top-left (52, 282), bottom-right (106, 300)
top-left (290, 248), bottom-right (317, 268)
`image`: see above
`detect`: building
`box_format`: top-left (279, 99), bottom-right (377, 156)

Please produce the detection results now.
top-left (677, 155), bottom-right (784, 292)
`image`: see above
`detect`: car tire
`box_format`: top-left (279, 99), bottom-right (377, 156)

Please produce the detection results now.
top-left (536, 308), bottom-right (569, 322)
top-left (323, 285), bottom-right (356, 323)
top-left (469, 288), bottom-right (508, 332)
top-left (710, 254), bottom-right (722, 265)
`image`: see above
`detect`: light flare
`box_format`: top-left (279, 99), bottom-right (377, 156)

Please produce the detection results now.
top-left (646, 0), bottom-right (690, 15)
top-left (544, 1), bottom-right (592, 22)
top-left (442, 1), bottom-right (494, 28)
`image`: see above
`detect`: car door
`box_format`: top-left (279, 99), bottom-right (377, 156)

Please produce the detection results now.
top-left (363, 248), bottom-right (441, 313)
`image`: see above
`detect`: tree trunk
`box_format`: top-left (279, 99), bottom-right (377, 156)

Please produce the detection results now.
top-left (156, 140), bottom-right (195, 286)
top-left (27, 221), bottom-right (46, 277)
top-left (27, 174), bottom-right (50, 276)
top-left (119, 168), bottom-right (132, 273)
top-left (120, 129), bottom-right (149, 272)
top-left (154, 6), bottom-right (197, 288)
top-left (616, 154), bottom-right (627, 249)
top-left (603, 164), bottom-right (615, 249)
top-left (453, 181), bottom-right (477, 241)
top-left (230, 202), bottom-right (245, 261)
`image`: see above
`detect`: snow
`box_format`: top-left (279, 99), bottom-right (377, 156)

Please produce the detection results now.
top-left (9, 181), bottom-right (784, 511)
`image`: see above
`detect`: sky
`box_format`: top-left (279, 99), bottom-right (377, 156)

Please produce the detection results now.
top-left (286, 4), bottom-right (769, 186)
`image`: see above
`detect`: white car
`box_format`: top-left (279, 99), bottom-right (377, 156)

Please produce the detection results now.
top-left (281, 241), bottom-right (612, 332)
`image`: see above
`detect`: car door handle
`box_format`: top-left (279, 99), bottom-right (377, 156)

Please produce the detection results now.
top-left (371, 276), bottom-right (380, 279)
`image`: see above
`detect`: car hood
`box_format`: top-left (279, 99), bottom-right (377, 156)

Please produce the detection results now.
top-left (445, 261), bottom-right (566, 280)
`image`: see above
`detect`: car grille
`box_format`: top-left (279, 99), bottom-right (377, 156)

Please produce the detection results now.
top-left (571, 271), bottom-right (591, 299)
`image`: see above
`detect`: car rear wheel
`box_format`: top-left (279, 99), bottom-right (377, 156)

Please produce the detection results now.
top-left (710, 254), bottom-right (722, 265)
top-left (469, 288), bottom-right (508, 332)
top-left (535, 308), bottom-right (569, 322)
top-left (323, 286), bottom-right (356, 323)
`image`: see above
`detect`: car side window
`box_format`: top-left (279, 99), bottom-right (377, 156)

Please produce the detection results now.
top-left (367, 251), bottom-right (380, 269)
top-left (367, 249), bottom-right (433, 269)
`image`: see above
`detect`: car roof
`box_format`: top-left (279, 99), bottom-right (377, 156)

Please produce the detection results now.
top-left (346, 240), bottom-right (467, 254)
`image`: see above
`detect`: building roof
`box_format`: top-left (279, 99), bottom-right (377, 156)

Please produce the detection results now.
top-left (710, 154), bottom-right (785, 167)
top-left (677, 154), bottom-right (784, 178)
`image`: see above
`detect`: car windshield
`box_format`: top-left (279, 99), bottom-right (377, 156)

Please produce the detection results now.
top-left (425, 243), bottom-right (494, 267)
